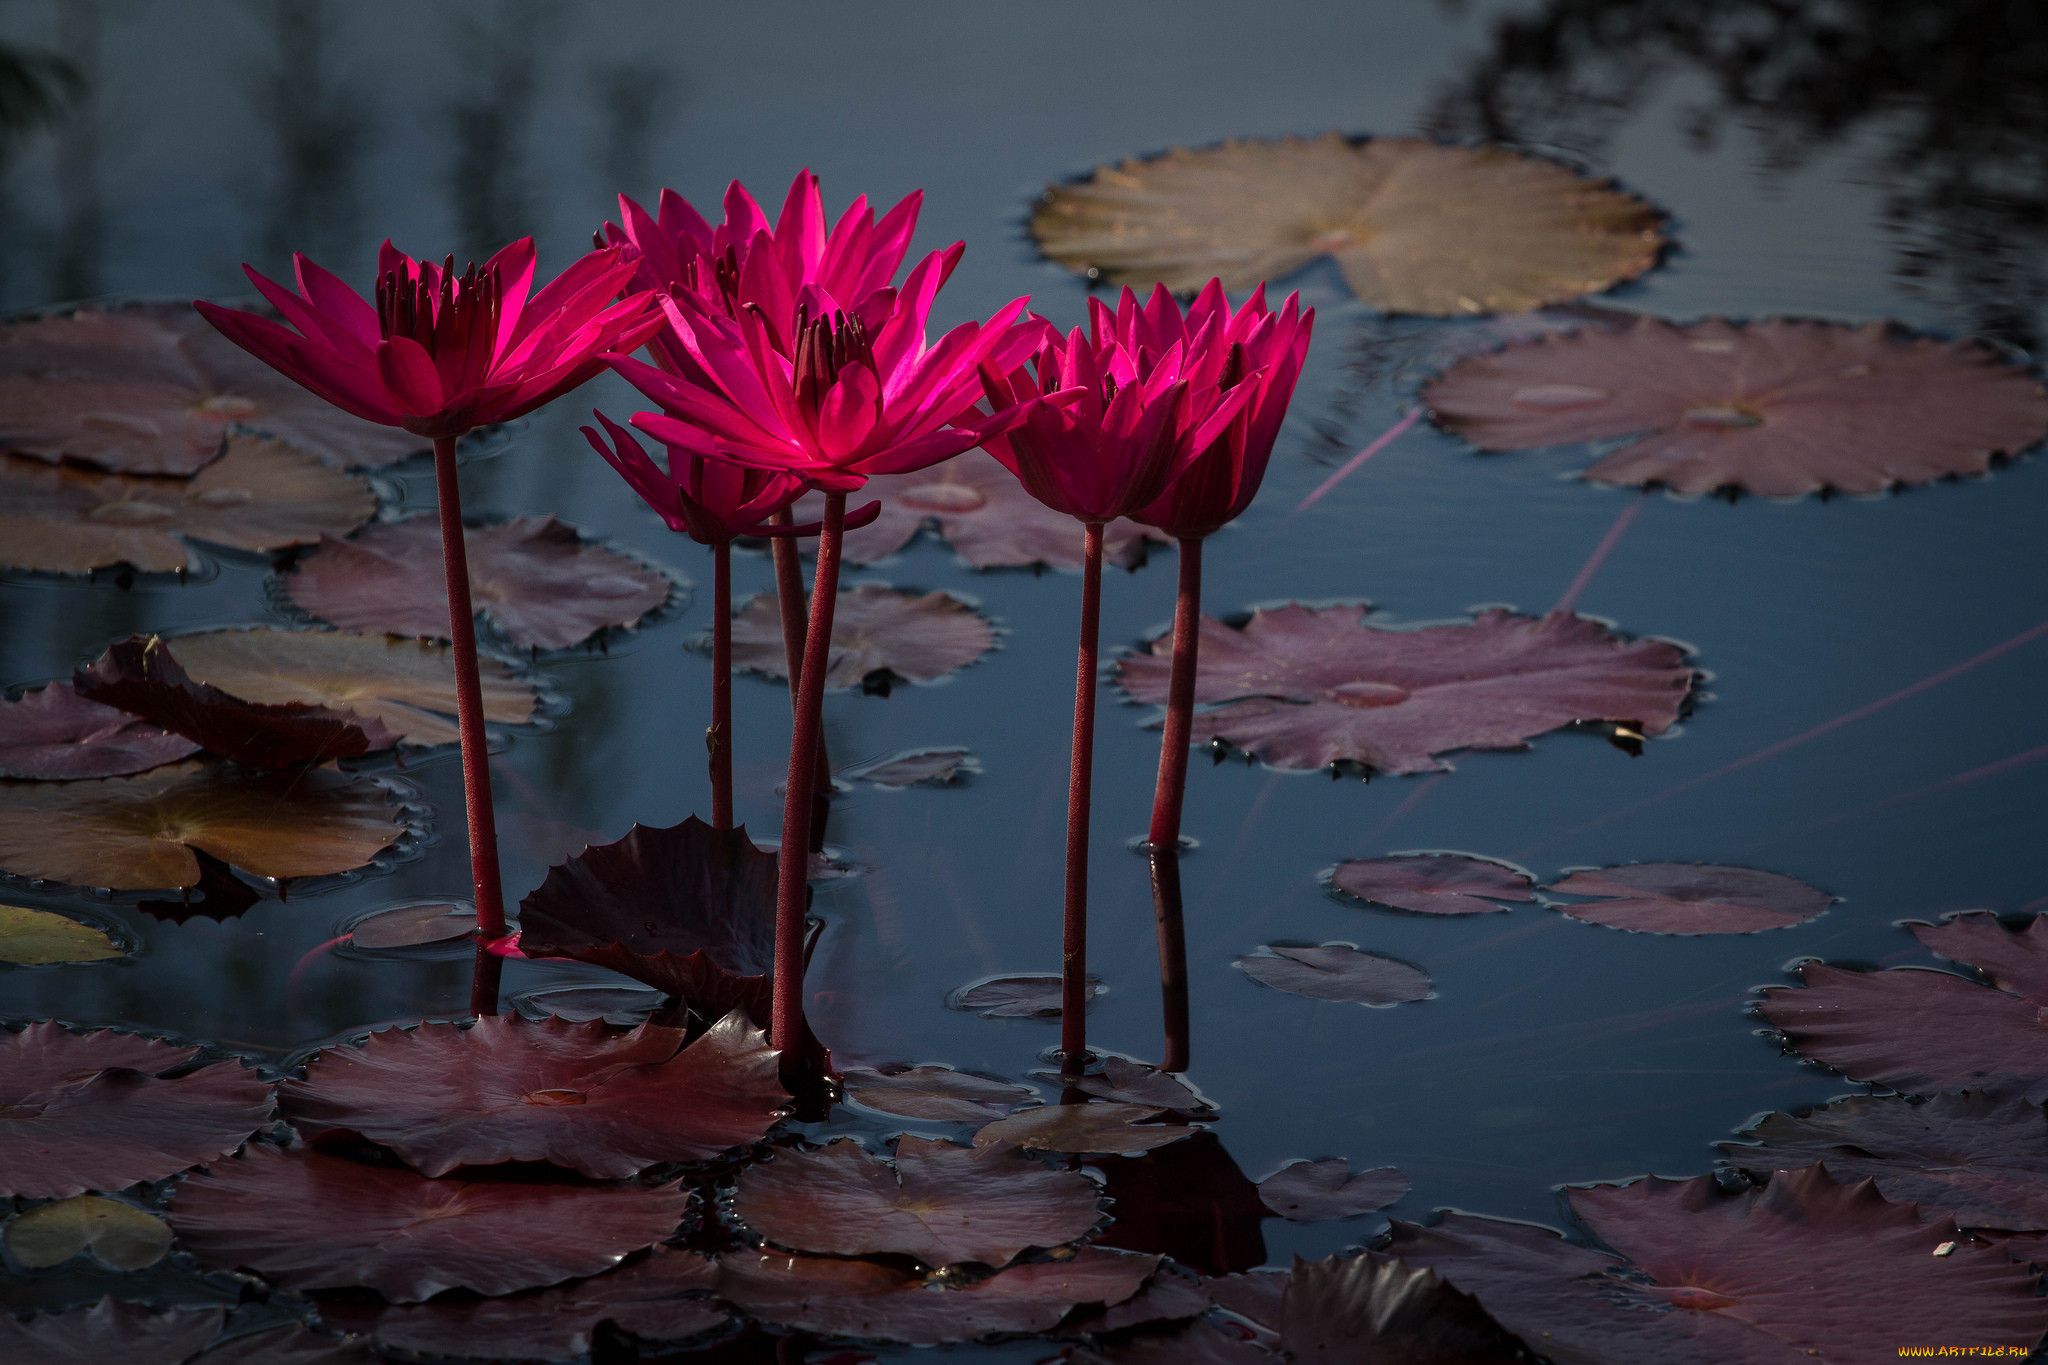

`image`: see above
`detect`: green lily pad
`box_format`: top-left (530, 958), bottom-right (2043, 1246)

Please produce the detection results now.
top-left (0, 904), bottom-right (125, 965)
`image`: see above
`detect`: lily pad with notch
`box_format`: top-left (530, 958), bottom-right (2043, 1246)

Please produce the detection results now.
top-left (1257, 1159), bottom-right (1410, 1222)
top-left (0, 1297), bottom-right (224, 1365)
top-left (973, 1103), bottom-right (1198, 1156)
top-left (841, 1065), bottom-right (1038, 1123)
top-left (840, 745), bottom-right (981, 788)
top-left (950, 973), bottom-right (1106, 1019)
top-left (1547, 862), bottom-right (1833, 935)
top-left (0, 681), bottom-right (199, 779)
top-left (4, 1193), bottom-right (172, 1270)
top-left (1327, 853), bottom-right (1534, 915)
top-left (0, 904), bottom-right (128, 965)
top-left (340, 899), bottom-right (476, 952)
top-left (730, 583), bottom-right (998, 693)
top-left (1234, 943), bottom-right (1431, 1007)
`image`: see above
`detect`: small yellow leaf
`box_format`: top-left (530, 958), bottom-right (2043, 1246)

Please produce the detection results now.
top-left (0, 904), bottom-right (125, 964)
top-left (5, 1194), bottom-right (171, 1269)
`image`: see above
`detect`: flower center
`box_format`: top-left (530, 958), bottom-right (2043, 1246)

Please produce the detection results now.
top-left (788, 304), bottom-right (878, 426)
top-left (376, 256), bottom-right (504, 379)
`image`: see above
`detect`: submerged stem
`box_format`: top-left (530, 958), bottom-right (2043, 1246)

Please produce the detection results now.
top-left (1146, 536), bottom-right (1203, 1070)
top-left (1060, 521), bottom-right (1106, 1076)
top-left (710, 539), bottom-right (733, 829)
top-left (1149, 843), bottom-right (1190, 1073)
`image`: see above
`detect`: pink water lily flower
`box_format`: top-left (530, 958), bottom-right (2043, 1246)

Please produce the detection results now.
top-left (195, 239), bottom-right (662, 440)
top-left (580, 410), bottom-right (809, 546)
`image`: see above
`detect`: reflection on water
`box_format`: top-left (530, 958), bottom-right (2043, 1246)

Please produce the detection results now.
top-left (445, 0), bottom-right (562, 265)
top-left (250, 0), bottom-right (370, 279)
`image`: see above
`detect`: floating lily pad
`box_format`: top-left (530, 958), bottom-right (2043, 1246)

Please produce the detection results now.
top-left (974, 1104), bottom-right (1197, 1155)
top-left (841, 746), bottom-right (981, 788)
top-left (1234, 944), bottom-right (1431, 1007)
top-left (733, 1135), bottom-right (1102, 1267)
top-left (1031, 132), bottom-right (1665, 314)
top-left (841, 1066), bottom-right (1038, 1123)
top-left (718, 1245), bottom-right (1160, 1346)
top-left (4, 1193), bottom-right (172, 1270)
top-left (168, 1143), bottom-right (693, 1301)
top-left (284, 515), bottom-right (677, 650)
top-left (0, 759), bottom-right (405, 890)
top-left (166, 627), bottom-right (538, 747)
top-left (1257, 1160), bottom-right (1409, 1222)
top-left (0, 1023), bottom-right (275, 1199)
top-left (1064, 1058), bottom-right (1206, 1111)
top-left (510, 985), bottom-right (666, 1025)
top-left (0, 1297), bottom-right (224, 1365)
top-left (0, 904), bottom-right (126, 965)
top-left (730, 584), bottom-right (997, 691)
top-left (342, 900), bottom-right (476, 950)
top-left (1424, 316), bottom-right (2048, 496)
top-left (281, 1011), bottom-right (785, 1178)
top-left (0, 682), bottom-right (199, 780)
top-left (1067, 1318), bottom-right (1275, 1365)
top-left (950, 973), bottom-right (1106, 1019)
top-left (1548, 862), bottom-right (1833, 934)
top-left (1913, 910), bottom-right (2048, 1000)
top-left (1116, 605), bottom-right (1692, 774)
top-left (1328, 854), bottom-right (1534, 915)
top-left (789, 450), bottom-right (1170, 569)
top-left (1285, 1252), bottom-right (1531, 1364)
top-left (1058, 1263), bottom-right (1213, 1337)
top-left (190, 1323), bottom-right (372, 1365)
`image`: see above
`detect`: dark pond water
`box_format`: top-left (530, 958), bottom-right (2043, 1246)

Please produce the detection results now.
top-left (4, 0), bottom-right (2047, 1356)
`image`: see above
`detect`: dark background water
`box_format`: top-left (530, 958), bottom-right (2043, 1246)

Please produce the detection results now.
top-left (3, 0), bottom-right (2046, 1320)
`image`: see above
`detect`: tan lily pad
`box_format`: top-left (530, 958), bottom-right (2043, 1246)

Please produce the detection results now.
top-left (0, 904), bottom-right (125, 965)
top-left (972, 1103), bottom-right (1198, 1155)
top-left (730, 584), bottom-right (998, 691)
top-left (4, 1193), bottom-right (173, 1270)
top-left (1031, 132), bottom-right (1665, 315)
top-left (0, 759), bottom-right (405, 890)
top-left (0, 433), bottom-right (377, 575)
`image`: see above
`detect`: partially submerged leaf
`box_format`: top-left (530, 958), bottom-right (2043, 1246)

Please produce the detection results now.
top-left (1328, 854), bottom-right (1534, 915)
top-left (841, 1065), bottom-right (1038, 1122)
top-left (284, 515), bottom-right (676, 650)
top-left (841, 746), bottom-right (981, 788)
top-left (168, 1142), bottom-right (694, 1301)
top-left (1115, 605), bottom-right (1693, 775)
top-left (951, 973), bottom-right (1105, 1019)
top-left (0, 759), bottom-right (405, 890)
top-left (1283, 1251), bottom-right (1531, 1363)
top-left (0, 682), bottom-right (199, 780)
top-left (0, 1022), bottom-right (275, 1199)
top-left (974, 1104), bottom-right (1197, 1155)
top-left (1234, 943), bottom-right (1431, 1007)
top-left (1424, 316), bottom-right (2048, 495)
top-left (731, 583), bottom-right (997, 691)
top-left (1913, 910), bottom-right (2048, 1000)
top-left (1257, 1160), bottom-right (1409, 1222)
top-left (0, 1297), bottom-right (224, 1365)
top-left (4, 1193), bottom-right (172, 1270)
top-left (281, 1011), bottom-right (786, 1177)
top-left (1032, 132), bottom-right (1665, 314)
top-left (0, 904), bottom-right (126, 965)
top-left (732, 1135), bottom-right (1102, 1266)
top-left (1066, 1058), bottom-right (1206, 1111)
top-left (1548, 862), bottom-right (1832, 934)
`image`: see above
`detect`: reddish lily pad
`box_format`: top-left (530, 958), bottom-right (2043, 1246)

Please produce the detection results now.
top-left (284, 515), bottom-right (676, 650)
top-left (189, 1324), bottom-right (371, 1365)
top-left (0, 1297), bottom-right (224, 1365)
top-left (718, 1245), bottom-right (1160, 1346)
top-left (1424, 316), bottom-right (2048, 496)
top-left (1066, 1319), bottom-right (1276, 1365)
top-left (168, 1142), bottom-right (693, 1301)
top-left (1913, 911), bottom-right (2048, 1000)
top-left (732, 1136), bottom-right (1103, 1266)
top-left (1065, 1058), bottom-right (1207, 1111)
top-left (1284, 1252), bottom-right (1531, 1364)
top-left (342, 900), bottom-right (476, 950)
top-left (730, 584), bottom-right (997, 691)
top-left (1234, 944), bottom-right (1431, 1007)
top-left (951, 974), bottom-right (1106, 1019)
top-left (1720, 1093), bottom-right (2048, 1231)
top-left (1328, 854), bottom-right (1534, 915)
top-left (510, 985), bottom-right (666, 1025)
top-left (1115, 605), bottom-right (1692, 775)
top-left (841, 746), bottom-right (981, 787)
top-left (1567, 1166), bottom-right (2048, 1357)
top-left (790, 451), bottom-right (1170, 570)
top-left (0, 759), bottom-right (405, 890)
top-left (282, 1010), bottom-right (785, 1178)
top-left (1089, 1133), bottom-right (1268, 1276)
top-left (0, 1022), bottom-right (275, 1199)
top-left (841, 1065), bottom-right (1038, 1122)
top-left (1547, 863), bottom-right (1833, 935)
top-left (1257, 1160), bottom-right (1409, 1222)
top-left (0, 682), bottom-right (199, 780)
top-left (973, 1104), bottom-right (1197, 1155)
top-left (75, 635), bottom-right (399, 769)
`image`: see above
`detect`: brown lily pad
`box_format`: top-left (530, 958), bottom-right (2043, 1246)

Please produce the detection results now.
top-left (281, 1010), bottom-right (785, 1177)
top-left (0, 1022), bottom-right (275, 1199)
top-left (0, 1297), bottom-right (224, 1365)
top-left (951, 973), bottom-right (1106, 1019)
top-left (1913, 910), bottom-right (2048, 1000)
top-left (0, 904), bottom-right (127, 965)
top-left (341, 900), bottom-right (476, 950)
top-left (168, 1142), bottom-right (694, 1301)
top-left (730, 583), bottom-right (997, 691)
top-left (1064, 1057), bottom-right (1207, 1111)
top-left (165, 627), bottom-right (538, 747)
top-left (973, 1103), bottom-right (1197, 1155)
top-left (189, 1324), bottom-right (372, 1365)
top-left (1257, 1160), bottom-right (1409, 1222)
top-left (0, 682), bottom-right (199, 780)
top-left (1066, 1319), bottom-right (1277, 1365)
top-left (732, 1135), bottom-right (1103, 1266)
top-left (0, 434), bottom-right (376, 577)
top-left (840, 746), bottom-right (981, 787)
top-left (1424, 316), bottom-right (2048, 496)
top-left (1328, 853), bottom-right (1535, 915)
top-left (1234, 943), bottom-right (1431, 1007)
top-left (0, 759), bottom-right (405, 890)
top-left (1284, 1252), bottom-right (1532, 1364)
top-left (4, 1193), bottom-right (173, 1270)
top-left (1547, 862), bottom-right (1834, 935)
top-left (841, 1065), bottom-right (1038, 1123)
top-left (1115, 604), bottom-right (1693, 775)
top-left (284, 515), bottom-right (676, 651)
top-left (1031, 132), bottom-right (1665, 314)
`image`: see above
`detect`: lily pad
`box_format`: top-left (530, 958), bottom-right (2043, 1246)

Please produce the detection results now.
top-left (1089, 1133), bottom-right (1268, 1276)
top-left (281, 1011), bottom-right (785, 1178)
top-left (0, 682), bottom-right (199, 780)
top-left (0, 904), bottom-right (126, 965)
top-left (1423, 316), bottom-right (2048, 496)
top-left (510, 985), bottom-right (666, 1025)
top-left (0, 1022), bottom-right (275, 1199)
top-left (1328, 854), bottom-right (1534, 915)
top-left (1064, 1058), bottom-right (1206, 1111)
top-left (1547, 862), bottom-right (1834, 935)
top-left (951, 973), bottom-right (1106, 1019)
top-left (342, 900), bottom-right (476, 950)
top-left (0, 759), bottom-right (405, 890)
top-left (283, 515), bottom-right (677, 651)
top-left (1234, 944), bottom-right (1431, 1007)
top-left (1057, 1264), bottom-right (1213, 1338)
top-left (1031, 132), bottom-right (1665, 314)
top-left (1115, 604), bottom-right (1693, 775)
top-left (190, 1324), bottom-right (371, 1365)
top-left (733, 1135), bottom-right (1102, 1267)
top-left (1284, 1252), bottom-right (1531, 1364)
top-left (0, 1297), bottom-right (224, 1365)
top-left (4, 1193), bottom-right (172, 1270)
top-left (166, 627), bottom-right (539, 747)
top-left (730, 584), bottom-right (997, 691)
top-left (1913, 910), bottom-right (2048, 1000)
top-left (1066, 1319), bottom-right (1276, 1365)
top-left (1257, 1160), bottom-right (1409, 1222)
top-left (168, 1142), bottom-right (694, 1301)
top-left (841, 746), bottom-right (981, 788)
top-left (973, 1104), bottom-right (1197, 1155)
top-left (841, 1065), bottom-right (1038, 1123)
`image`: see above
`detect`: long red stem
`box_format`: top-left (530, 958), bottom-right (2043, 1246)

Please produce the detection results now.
top-left (432, 435), bottom-right (507, 1017)
top-left (1146, 536), bottom-right (1202, 1072)
top-left (772, 492), bottom-right (845, 1074)
top-left (709, 539), bottom-right (733, 828)
top-left (1060, 522), bottom-right (1106, 1075)
top-left (768, 509), bottom-right (833, 849)
top-left (1149, 844), bottom-right (1189, 1073)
